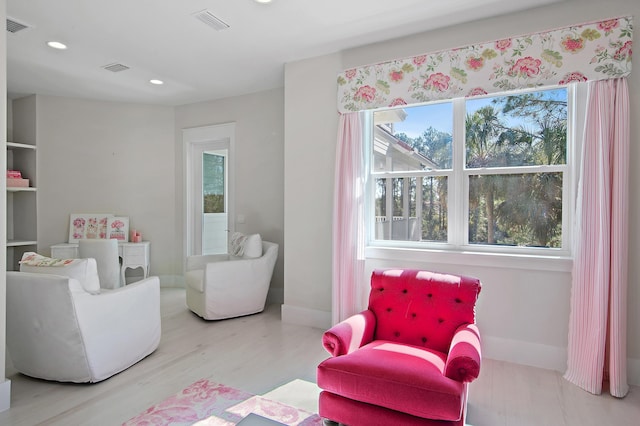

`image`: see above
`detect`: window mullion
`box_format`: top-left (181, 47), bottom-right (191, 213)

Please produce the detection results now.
top-left (465, 164), bottom-right (567, 175)
top-left (563, 83), bottom-right (580, 253)
top-left (450, 98), bottom-right (466, 247)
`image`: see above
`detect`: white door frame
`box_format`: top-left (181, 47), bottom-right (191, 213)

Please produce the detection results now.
top-left (183, 122), bottom-right (236, 259)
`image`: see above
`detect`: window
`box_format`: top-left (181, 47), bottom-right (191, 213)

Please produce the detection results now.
top-left (203, 152), bottom-right (226, 214)
top-left (369, 87), bottom-right (571, 254)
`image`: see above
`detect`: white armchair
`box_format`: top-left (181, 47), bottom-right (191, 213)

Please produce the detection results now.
top-left (78, 238), bottom-right (121, 289)
top-left (6, 255), bottom-right (161, 383)
top-left (185, 240), bottom-right (278, 320)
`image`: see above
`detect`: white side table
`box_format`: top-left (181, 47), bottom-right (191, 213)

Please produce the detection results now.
top-left (120, 241), bottom-right (150, 284)
top-left (51, 241), bottom-right (150, 285)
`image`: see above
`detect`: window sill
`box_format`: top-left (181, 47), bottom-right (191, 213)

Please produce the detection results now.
top-left (365, 246), bottom-right (573, 273)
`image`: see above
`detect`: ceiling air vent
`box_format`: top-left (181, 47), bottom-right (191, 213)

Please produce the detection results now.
top-left (7, 18), bottom-right (30, 33)
top-left (192, 9), bottom-right (230, 31)
top-left (102, 63), bottom-right (130, 73)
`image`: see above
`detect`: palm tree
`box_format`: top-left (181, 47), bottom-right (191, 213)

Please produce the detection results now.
top-left (492, 92), bottom-right (567, 247)
top-left (466, 106), bottom-right (504, 244)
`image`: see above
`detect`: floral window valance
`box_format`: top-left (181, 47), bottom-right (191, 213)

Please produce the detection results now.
top-left (337, 16), bottom-right (633, 113)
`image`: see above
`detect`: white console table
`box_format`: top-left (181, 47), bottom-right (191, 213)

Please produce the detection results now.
top-left (51, 241), bottom-right (150, 285)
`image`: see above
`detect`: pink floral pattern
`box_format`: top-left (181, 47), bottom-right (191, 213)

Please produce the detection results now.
top-left (508, 56), bottom-right (543, 78)
top-left (337, 16), bottom-right (632, 112)
top-left (20, 252), bottom-right (75, 267)
top-left (124, 379), bottom-right (251, 425)
top-left (123, 379), bottom-right (322, 426)
top-left (227, 396), bottom-right (322, 426)
top-left (73, 217), bottom-right (86, 240)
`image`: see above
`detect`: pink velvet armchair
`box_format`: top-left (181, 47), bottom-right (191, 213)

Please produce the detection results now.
top-left (317, 269), bottom-right (482, 425)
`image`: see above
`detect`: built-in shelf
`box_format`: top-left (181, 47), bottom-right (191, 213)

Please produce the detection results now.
top-left (7, 187), bottom-right (36, 192)
top-left (7, 141), bottom-right (36, 150)
top-left (7, 240), bottom-right (38, 247)
top-left (6, 96), bottom-right (39, 270)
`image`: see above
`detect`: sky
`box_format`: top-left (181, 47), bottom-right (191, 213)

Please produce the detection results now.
top-left (389, 88), bottom-right (566, 139)
top-left (391, 101), bottom-right (453, 138)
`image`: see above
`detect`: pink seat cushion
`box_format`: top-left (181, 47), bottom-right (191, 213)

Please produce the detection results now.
top-left (317, 340), bottom-right (465, 421)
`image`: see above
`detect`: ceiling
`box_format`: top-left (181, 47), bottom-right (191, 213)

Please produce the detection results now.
top-left (6, 0), bottom-right (560, 106)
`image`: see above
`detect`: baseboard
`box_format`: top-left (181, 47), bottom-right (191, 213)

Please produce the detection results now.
top-left (159, 274), bottom-right (184, 288)
top-left (483, 336), bottom-right (640, 386)
top-left (267, 287), bottom-right (284, 305)
top-left (154, 275), bottom-right (282, 299)
top-left (0, 379), bottom-right (11, 413)
top-left (281, 304), bottom-right (331, 330)
top-left (482, 335), bottom-right (567, 373)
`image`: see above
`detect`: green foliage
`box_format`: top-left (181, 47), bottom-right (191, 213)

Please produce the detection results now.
top-left (581, 29), bottom-right (601, 41)
top-left (376, 80), bottom-right (391, 94)
top-left (204, 194), bottom-right (224, 214)
top-left (482, 49), bottom-right (498, 60)
top-left (541, 49), bottom-right (563, 67)
top-left (392, 89), bottom-right (567, 248)
top-left (396, 127), bottom-right (452, 169)
top-left (401, 63), bottom-right (416, 73)
top-left (595, 63), bottom-right (628, 77)
top-left (465, 91), bottom-right (567, 247)
top-left (450, 67), bottom-right (468, 84)
top-left (375, 176), bottom-right (448, 242)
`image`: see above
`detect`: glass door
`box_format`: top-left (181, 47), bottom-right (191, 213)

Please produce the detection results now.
top-left (184, 122), bottom-right (235, 258)
top-left (201, 150), bottom-right (228, 254)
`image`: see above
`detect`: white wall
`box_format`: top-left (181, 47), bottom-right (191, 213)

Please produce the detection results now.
top-left (174, 88), bottom-right (285, 299)
top-left (9, 88), bottom-right (285, 293)
top-left (283, 0), bottom-right (640, 383)
top-left (33, 96), bottom-right (178, 284)
top-left (282, 53), bottom-right (342, 327)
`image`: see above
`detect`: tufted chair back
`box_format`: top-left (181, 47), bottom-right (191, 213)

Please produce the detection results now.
top-left (368, 268), bottom-right (481, 353)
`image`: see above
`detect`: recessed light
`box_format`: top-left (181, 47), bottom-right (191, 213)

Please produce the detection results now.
top-left (254, 0), bottom-right (273, 4)
top-left (47, 41), bottom-right (67, 50)
top-left (150, 79), bottom-right (164, 85)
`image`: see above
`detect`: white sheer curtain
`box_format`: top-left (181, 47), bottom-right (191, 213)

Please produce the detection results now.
top-left (565, 78), bottom-right (630, 397)
top-left (332, 112), bottom-right (367, 324)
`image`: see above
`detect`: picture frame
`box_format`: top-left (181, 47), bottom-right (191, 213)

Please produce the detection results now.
top-left (69, 213), bottom-right (113, 243)
top-left (106, 216), bottom-right (130, 242)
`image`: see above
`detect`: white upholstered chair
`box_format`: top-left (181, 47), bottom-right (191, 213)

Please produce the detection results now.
top-left (185, 235), bottom-right (278, 320)
top-left (79, 238), bottom-right (121, 289)
top-left (7, 254), bottom-right (161, 383)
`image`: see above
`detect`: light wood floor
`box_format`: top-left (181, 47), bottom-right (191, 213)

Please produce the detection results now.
top-left (1, 288), bottom-right (638, 426)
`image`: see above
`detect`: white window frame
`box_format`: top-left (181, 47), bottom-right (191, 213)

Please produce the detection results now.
top-left (366, 85), bottom-right (582, 263)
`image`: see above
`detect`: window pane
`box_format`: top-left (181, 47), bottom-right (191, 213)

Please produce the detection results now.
top-left (203, 153), bottom-right (225, 213)
top-left (468, 173), bottom-right (562, 248)
top-left (373, 103), bottom-right (453, 172)
top-left (374, 176), bottom-right (447, 242)
top-left (420, 176), bottom-right (448, 242)
top-left (466, 88), bottom-right (567, 168)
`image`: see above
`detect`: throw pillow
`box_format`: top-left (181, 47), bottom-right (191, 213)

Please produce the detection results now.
top-left (228, 232), bottom-right (263, 258)
top-left (229, 232), bottom-right (247, 257)
top-left (243, 233), bottom-right (262, 258)
top-left (20, 252), bottom-right (75, 267)
top-left (19, 252), bottom-right (101, 294)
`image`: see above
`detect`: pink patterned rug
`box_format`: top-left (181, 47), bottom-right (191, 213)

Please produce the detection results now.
top-left (123, 379), bottom-right (323, 426)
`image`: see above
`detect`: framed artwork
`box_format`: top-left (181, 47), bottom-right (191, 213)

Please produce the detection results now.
top-left (69, 214), bottom-right (113, 243)
top-left (107, 216), bottom-right (130, 242)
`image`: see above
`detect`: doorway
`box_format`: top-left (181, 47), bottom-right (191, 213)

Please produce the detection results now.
top-left (183, 123), bottom-right (235, 257)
